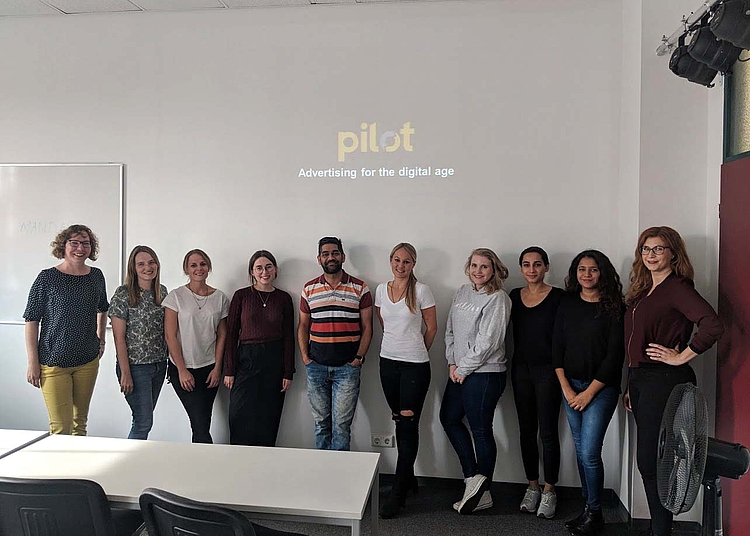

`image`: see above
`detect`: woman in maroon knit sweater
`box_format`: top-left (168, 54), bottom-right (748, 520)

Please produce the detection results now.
top-left (224, 250), bottom-right (295, 446)
top-left (623, 226), bottom-right (723, 536)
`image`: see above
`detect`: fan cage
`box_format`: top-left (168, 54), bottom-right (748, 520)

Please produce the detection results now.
top-left (657, 383), bottom-right (709, 514)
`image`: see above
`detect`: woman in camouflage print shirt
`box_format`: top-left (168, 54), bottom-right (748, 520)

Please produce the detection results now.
top-left (109, 245), bottom-right (169, 440)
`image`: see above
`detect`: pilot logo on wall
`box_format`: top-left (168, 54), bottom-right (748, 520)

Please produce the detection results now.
top-left (337, 122), bottom-right (415, 163)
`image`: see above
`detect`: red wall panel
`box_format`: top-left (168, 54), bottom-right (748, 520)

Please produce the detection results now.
top-left (717, 155), bottom-right (750, 535)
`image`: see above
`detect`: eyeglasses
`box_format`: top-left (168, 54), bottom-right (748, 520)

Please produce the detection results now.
top-left (67, 240), bottom-right (92, 249)
top-left (640, 245), bottom-right (670, 255)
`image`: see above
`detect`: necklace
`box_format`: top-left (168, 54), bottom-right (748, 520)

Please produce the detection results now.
top-left (188, 286), bottom-right (209, 310)
top-left (254, 286), bottom-right (272, 308)
top-left (388, 281), bottom-right (407, 303)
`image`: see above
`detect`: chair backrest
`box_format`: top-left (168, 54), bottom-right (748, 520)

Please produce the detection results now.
top-left (0, 477), bottom-right (116, 536)
top-left (139, 487), bottom-right (256, 536)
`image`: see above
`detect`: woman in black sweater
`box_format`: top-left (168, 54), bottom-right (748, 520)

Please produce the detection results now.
top-left (224, 250), bottom-right (295, 447)
top-left (510, 246), bottom-right (564, 519)
top-left (553, 250), bottom-right (624, 536)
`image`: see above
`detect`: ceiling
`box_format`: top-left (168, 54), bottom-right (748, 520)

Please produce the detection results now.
top-left (0, 0), bottom-right (457, 17)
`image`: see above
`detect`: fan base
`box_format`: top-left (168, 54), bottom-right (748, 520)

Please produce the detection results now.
top-left (701, 476), bottom-right (723, 536)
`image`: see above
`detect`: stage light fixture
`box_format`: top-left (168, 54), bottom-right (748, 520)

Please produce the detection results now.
top-left (688, 26), bottom-right (742, 72)
top-left (670, 36), bottom-right (719, 86)
top-left (711, 0), bottom-right (750, 49)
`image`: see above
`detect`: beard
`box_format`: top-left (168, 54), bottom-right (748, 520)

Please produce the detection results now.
top-left (322, 260), bottom-right (342, 274)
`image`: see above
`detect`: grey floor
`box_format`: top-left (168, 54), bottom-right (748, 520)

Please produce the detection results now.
top-left (246, 479), bottom-right (698, 536)
top-left (124, 478), bottom-right (700, 536)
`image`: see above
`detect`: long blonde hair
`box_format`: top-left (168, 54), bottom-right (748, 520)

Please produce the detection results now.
top-left (124, 245), bottom-right (164, 307)
top-left (390, 243), bottom-right (419, 314)
top-left (625, 226), bottom-right (694, 306)
top-left (464, 248), bottom-right (509, 295)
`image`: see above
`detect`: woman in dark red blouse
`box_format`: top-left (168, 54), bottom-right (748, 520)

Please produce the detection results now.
top-left (623, 226), bottom-right (723, 536)
top-left (224, 250), bottom-right (295, 446)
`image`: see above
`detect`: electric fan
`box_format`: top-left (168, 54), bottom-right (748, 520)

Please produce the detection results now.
top-left (657, 383), bottom-right (750, 536)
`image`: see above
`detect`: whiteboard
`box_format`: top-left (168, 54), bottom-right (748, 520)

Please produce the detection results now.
top-left (0, 164), bottom-right (124, 324)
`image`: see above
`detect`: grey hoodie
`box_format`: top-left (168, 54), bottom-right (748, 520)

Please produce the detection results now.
top-left (445, 284), bottom-right (511, 377)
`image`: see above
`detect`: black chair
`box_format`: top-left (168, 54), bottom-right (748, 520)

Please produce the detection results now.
top-left (0, 477), bottom-right (144, 536)
top-left (139, 488), bottom-right (306, 536)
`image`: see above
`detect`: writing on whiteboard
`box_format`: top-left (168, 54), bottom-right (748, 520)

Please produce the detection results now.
top-left (18, 221), bottom-right (67, 235)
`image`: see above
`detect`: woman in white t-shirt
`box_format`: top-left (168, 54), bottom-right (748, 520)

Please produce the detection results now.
top-left (375, 243), bottom-right (438, 519)
top-left (163, 249), bottom-right (229, 443)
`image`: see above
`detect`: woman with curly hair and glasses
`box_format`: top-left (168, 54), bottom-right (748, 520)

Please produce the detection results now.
top-left (553, 250), bottom-right (624, 535)
top-left (440, 247), bottom-right (511, 515)
top-left (23, 224), bottom-right (109, 435)
top-left (623, 227), bottom-right (722, 536)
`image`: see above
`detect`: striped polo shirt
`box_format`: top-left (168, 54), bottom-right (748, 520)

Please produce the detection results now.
top-left (300, 271), bottom-right (373, 366)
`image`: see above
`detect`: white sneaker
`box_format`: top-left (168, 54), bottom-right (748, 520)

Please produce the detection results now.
top-left (536, 490), bottom-right (557, 519)
top-left (453, 490), bottom-right (492, 513)
top-left (519, 486), bottom-right (542, 513)
top-left (456, 474), bottom-right (490, 514)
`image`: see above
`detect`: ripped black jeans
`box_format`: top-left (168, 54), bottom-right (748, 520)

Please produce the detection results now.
top-left (379, 357), bottom-right (431, 488)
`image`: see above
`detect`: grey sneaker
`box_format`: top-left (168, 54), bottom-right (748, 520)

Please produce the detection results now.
top-left (457, 474), bottom-right (489, 514)
top-left (536, 490), bottom-right (557, 519)
top-left (519, 486), bottom-right (542, 513)
top-left (453, 490), bottom-right (492, 512)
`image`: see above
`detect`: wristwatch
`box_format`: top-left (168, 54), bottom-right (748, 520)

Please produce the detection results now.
top-left (354, 355), bottom-right (365, 364)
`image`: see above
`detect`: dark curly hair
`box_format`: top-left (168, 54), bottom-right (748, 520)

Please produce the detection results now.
top-left (564, 249), bottom-right (623, 318)
top-left (50, 224), bottom-right (99, 261)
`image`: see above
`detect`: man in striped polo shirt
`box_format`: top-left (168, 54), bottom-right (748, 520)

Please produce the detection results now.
top-left (298, 237), bottom-right (373, 451)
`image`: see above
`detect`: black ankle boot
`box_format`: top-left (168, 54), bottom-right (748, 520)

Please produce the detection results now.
top-left (406, 474), bottom-right (419, 495)
top-left (565, 504), bottom-right (589, 530)
top-left (571, 508), bottom-right (603, 535)
top-left (379, 488), bottom-right (407, 519)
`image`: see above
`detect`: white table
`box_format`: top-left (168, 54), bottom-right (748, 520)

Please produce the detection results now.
top-left (0, 429), bottom-right (48, 459)
top-left (0, 435), bottom-right (380, 536)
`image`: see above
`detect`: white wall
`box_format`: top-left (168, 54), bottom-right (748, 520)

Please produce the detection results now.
top-left (0, 0), bottom-right (723, 517)
top-left (615, 0), bottom-right (643, 514)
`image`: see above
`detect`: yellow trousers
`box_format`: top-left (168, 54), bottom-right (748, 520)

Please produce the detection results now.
top-left (40, 357), bottom-right (99, 435)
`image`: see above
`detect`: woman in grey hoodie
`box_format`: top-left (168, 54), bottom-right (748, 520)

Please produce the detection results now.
top-left (440, 247), bottom-right (512, 515)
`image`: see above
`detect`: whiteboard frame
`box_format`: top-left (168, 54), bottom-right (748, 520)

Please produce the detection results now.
top-left (0, 162), bottom-right (125, 325)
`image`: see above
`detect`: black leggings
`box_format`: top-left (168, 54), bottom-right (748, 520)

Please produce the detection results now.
top-left (511, 362), bottom-right (562, 484)
top-left (630, 363), bottom-right (696, 536)
top-left (228, 341), bottom-right (286, 447)
top-left (168, 362), bottom-right (219, 444)
top-left (379, 358), bottom-right (431, 487)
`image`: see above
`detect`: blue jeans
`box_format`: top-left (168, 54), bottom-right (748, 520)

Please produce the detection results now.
top-left (440, 371), bottom-right (506, 478)
top-left (563, 379), bottom-right (619, 510)
top-left (116, 361), bottom-right (167, 440)
top-left (305, 360), bottom-right (361, 451)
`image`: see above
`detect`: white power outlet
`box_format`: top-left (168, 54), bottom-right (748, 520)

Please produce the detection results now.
top-left (371, 434), bottom-right (395, 448)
